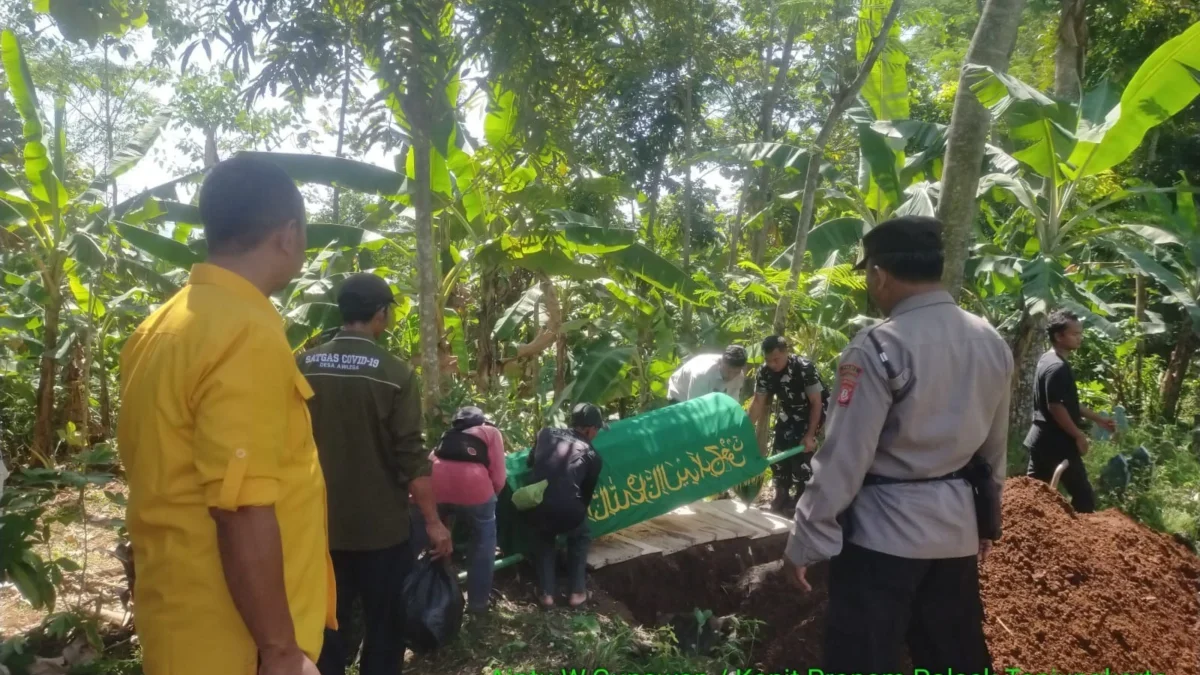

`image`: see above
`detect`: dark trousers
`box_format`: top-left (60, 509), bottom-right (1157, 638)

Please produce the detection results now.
top-left (317, 541), bottom-right (411, 675)
top-left (1027, 443), bottom-right (1096, 513)
top-left (529, 520), bottom-right (590, 597)
top-left (824, 543), bottom-right (992, 674)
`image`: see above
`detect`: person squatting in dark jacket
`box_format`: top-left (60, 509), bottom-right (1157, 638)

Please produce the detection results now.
top-left (524, 403), bottom-right (606, 609)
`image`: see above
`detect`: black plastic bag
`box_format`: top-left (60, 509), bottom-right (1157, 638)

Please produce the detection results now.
top-left (402, 555), bottom-right (464, 653)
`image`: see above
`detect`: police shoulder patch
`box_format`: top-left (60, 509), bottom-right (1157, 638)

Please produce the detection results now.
top-left (837, 363), bottom-right (863, 407)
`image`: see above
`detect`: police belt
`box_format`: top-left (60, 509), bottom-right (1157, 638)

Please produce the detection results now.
top-left (861, 470), bottom-right (968, 486)
top-left (854, 456), bottom-right (1002, 541)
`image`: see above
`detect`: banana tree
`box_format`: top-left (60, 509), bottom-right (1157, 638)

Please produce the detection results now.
top-left (1111, 178), bottom-right (1200, 421)
top-left (0, 30), bottom-right (171, 466)
top-left (965, 21), bottom-right (1200, 427)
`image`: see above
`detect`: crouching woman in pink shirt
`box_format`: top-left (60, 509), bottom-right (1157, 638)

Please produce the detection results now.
top-left (411, 406), bottom-right (506, 614)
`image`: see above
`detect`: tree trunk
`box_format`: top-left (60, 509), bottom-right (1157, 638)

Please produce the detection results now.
top-left (773, 0), bottom-right (903, 334)
top-left (757, 21), bottom-right (800, 142)
top-left (746, 18), bottom-right (800, 272)
top-left (31, 280), bottom-right (61, 467)
top-left (1008, 310), bottom-right (1045, 439)
top-left (98, 353), bottom-right (111, 439)
top-left (65, 337), bottom-right (90, 440)
top-left (938, 0), bottom-right (1029, 298)
top-left (555, 288), bottom-right (569, 400)
top-left (476, 269), bottom-right (498, 392)
top-left (413, 139), bottom-right (442, 412)
top-left (1134, 275), bottom-right (1146, 414)
top-left (1160, 326), bottom-right (1196, 423)
top-left (727, 184), bottom-right (749, 273)
top-left (203, 127), bottom-right (220, 168)
top-left (750, 212), bottom-right (769, 267)
top-left (334, 44), bottom-right (351, 225)
top-left (1052, 0), bottom-right (1087, 102)
top-left (681, 76), bottom-right (694, 338)
top-left (411, 137), bottom-right (441, 414)
top-left (104, 40), bottom-right (117, 210)
top-left (646, 161), bottom-right (662, 249)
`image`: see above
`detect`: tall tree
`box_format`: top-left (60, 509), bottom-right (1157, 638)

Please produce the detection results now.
top-left (746, 3), bottom-right (800, 267)
top-left (1053, 0), bottom-right (1087, 101)
top-left (937, 0), bottom-right (1029, 298)
top-left (773, 0), bottom-right (904, 334)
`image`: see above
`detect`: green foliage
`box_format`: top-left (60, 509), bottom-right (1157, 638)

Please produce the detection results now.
top-left (34, 0), bottom-right (148, 46)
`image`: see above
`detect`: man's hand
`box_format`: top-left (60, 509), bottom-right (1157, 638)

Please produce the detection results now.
top-left (783, 559), bottom-right (812, 592)
top-left (258, 647), bottom-right (319, 675)
top-left (425, 519), bottom-right (453, 559)
top-left (1074, 434), bottom-right (1090, 457)
top-left (802, 433), bottom-right (817, 454)
top-left (1096, 416), bottom-right (1117, 433)
top-left (978, 539), bottom-right (994, 563)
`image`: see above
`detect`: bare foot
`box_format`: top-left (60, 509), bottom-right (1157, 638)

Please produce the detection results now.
top-left (568, 592), bottom-right (588, 607)
top-left (539, 595), bottom-right (555, 609)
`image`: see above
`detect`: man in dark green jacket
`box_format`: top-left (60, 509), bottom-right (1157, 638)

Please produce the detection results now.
top-left (298, 273), bottom-right (451, 675)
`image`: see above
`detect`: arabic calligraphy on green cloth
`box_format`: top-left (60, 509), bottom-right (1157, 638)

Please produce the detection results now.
top-left (500, 393), bottom-right (766, 542)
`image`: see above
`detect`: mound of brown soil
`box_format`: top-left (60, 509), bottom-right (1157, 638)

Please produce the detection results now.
top-left (593, 477), bottom-right (1200, 672)
top-left (982, 477), bottom-right (1200, 674)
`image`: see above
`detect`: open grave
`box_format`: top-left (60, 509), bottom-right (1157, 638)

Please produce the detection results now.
top-left (582, 477), bottom-right (1200, 673)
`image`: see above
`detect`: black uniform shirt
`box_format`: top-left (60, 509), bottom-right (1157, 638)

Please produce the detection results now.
top-left (1025, 349), bottom-right (1082, 450)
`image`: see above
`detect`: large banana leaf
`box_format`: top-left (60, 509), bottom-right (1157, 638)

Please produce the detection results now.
top-left (1111, 240), bottom-right (1200, 330)
top-left (857, 0), bottom-right (909, 121)
top-left (235, 151), bottom-right (409, 196)
top-left (1018, 256), bottom-right (1064, 315)
top-left (66, 231), bottom-right (106, 269)
top-left (306, 223), bottom-right (389, 251)
top-left (605, 243), bottom-right (698, 303)
top-left (446, 145), bottom-right (484, 224)
top-left (567, 343), bottom-right (634, 405)
top-left (977, 173), bottom-right (1044, 223)
top-left (698, 142), bottom-right (811, 174)
top-left (966, 65), bottom-right (1076, 184)
top-left (771, 217), bottom-right (870, 269)
top-left (1066, 22), bottom-right (1200, 179)
top-left (405, 144), bottom-right (451, 198)
top-left (595, 278), bottom-right (655, 315)
top-left (549, 209), bottom-right (635, 254)
top-left (1120, 224), bottom-right (1184, 247)
top-left (858, 123), bottom-right (903, 211)
top-left (894, 182), bottom-right (937, 217)
top-left (509, 250), bottom-right (603, 281)
top-left (484, 87), bottom-right (519, 154)
top-left (493, 285), bottom-right (542, 340)
top-left (2, 30), bottom-right (67, 214)
top-left (117, 223), bottom-right (202, 269)
top-left (89, 110), bottom-right (171, 192)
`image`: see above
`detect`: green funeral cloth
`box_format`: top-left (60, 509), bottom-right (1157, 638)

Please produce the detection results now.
top-left (497, 393), bottom-right (765, 555)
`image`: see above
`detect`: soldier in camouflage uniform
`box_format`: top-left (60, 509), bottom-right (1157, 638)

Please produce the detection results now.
top-left (749, 335), bottom-right (827, 513)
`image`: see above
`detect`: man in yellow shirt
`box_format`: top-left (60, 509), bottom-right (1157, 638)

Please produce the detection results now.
top-left (118, 155), bottom-right (331, 675)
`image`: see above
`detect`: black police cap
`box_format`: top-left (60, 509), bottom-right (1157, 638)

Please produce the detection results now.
top-left (854, 216), bottom-right (944, 270)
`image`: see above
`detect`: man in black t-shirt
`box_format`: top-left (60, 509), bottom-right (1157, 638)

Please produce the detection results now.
top-left (1024, 309), bottom-right (1116, 513)
top-left (750, 335), bottom-right (827, 513)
